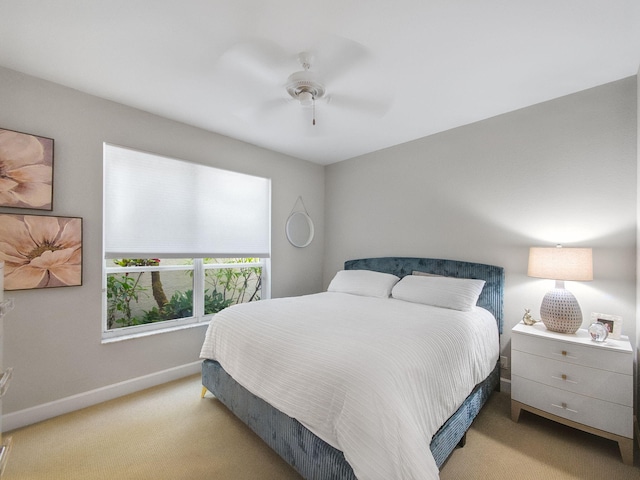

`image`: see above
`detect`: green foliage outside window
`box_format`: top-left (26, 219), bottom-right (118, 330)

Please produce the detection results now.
top-left (204, 258), bottom-right (263, 306)
top-left (106, 258), bottom-right (262, 329)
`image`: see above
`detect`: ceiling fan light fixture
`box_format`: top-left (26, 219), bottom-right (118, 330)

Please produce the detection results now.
top-left (298, 90), bottom-right (314, 106)
top-left (286, 69), bottom-right (325, 104)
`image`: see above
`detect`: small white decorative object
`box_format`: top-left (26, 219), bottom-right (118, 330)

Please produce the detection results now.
top-left (522, 308), bottom-right (538, 326)
top-left (588, 322), bottom-right (608, 342)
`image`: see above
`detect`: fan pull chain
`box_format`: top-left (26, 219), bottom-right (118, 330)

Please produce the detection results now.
top-left (312, 96), bottom-right (316, 126)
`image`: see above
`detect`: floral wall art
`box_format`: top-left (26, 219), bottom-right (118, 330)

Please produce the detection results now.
top-left (0, 128), bottom-right (54, 210)
top-left (0, 214), bottom-right (82, 290)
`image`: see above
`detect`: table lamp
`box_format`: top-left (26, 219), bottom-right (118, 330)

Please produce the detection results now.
top-left (527, 245), bottom-right (593, 334)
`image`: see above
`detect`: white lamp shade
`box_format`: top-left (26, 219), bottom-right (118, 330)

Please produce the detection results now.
top-left (528, 246), bottom-right (592, 334)
top-left (528, 247), bottom-right (593, 281)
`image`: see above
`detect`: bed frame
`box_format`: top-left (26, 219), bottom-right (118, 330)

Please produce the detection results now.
top-left (202, 257), bottom-right (504, 479)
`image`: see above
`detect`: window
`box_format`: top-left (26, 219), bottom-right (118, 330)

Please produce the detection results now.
top-left (103, 144), bottom-right (271, 339)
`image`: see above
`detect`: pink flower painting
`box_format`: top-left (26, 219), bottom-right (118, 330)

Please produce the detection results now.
top-left (0, 128), bottom-right (54, 210)
top-left (0, 214), bottom-right (82, 290)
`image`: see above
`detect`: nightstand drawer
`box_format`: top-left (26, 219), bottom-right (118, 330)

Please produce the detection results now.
top-left (511, 350), bottom-right (632, 406)
top-left (512, 376), bottom-right (633, 438)
top-left (512, 332), bottom-right (630, 374)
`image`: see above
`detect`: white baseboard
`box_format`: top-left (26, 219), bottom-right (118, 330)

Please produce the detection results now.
top-left (3, 361), bottom-right (202, 432)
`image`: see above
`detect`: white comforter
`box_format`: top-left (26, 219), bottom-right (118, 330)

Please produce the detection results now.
top-left (200, 292), bottom-right (499, 480)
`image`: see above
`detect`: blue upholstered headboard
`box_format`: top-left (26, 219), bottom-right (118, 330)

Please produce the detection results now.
top-left (345, 257), bottom-right (504, 334)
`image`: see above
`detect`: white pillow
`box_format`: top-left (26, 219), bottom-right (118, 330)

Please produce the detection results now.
top-left (412, 270), bottom-right (442, 277)
top-left (391, 275), bottom-right (485, 311)
top-left (327, 270), bottom-right (400, 298)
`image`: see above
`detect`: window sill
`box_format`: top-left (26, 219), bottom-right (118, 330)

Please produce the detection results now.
top-left (101, 320), bottom-right (210, 344)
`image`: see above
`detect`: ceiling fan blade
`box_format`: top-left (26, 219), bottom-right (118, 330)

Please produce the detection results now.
top-left (234, 96), bottom-right (293, 122)
top-left (312, 35), bottom-right (370, 85)
top-left (217, 39), bottom-right (292, 85)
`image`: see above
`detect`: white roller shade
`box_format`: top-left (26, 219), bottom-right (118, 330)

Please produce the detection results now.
top-left (104, 144), bottom-right (271, 259)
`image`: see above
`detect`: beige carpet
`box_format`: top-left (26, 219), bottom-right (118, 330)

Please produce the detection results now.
top-left (3, 374), bottom-right (638, 479)
top-left (4, 375), bottom-right (301, 480)
top-left (440, 391), bottom-right (639, 480)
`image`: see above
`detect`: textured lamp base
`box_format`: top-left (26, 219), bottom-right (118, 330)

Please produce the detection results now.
top-left (540, 288), bottom-right (583, 334)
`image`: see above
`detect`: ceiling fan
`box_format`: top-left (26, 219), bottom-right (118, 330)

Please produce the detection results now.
top-left (216, 36), bottom-right (391, 129)
top-left (285, 52), bottom-right (325, 125)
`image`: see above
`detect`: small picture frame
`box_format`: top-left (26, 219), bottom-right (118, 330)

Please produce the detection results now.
top-left (590, 312), bottom-right (622, 340)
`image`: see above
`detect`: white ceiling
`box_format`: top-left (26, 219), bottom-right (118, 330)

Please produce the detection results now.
top-left (1, 1), bottom-right (639, 165)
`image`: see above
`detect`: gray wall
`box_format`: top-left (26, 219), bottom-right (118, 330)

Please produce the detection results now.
top-left (324, 77), bottom-right (637, 386)
top-left (0, 66), bottom-right (325, 417)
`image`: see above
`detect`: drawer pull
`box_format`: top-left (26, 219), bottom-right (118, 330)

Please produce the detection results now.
top-left (552, 374), bottom-right (577, 384)
top-left (553, 350), bottom-right (577, 360)
top-left (551, 402), bottom-right (578, 414)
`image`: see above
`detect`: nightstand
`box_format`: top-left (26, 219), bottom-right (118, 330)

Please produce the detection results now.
top-left (511, 322), bottom-right (634, 465)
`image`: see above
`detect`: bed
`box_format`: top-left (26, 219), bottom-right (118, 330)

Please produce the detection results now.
top-left (200, 257), bottom-right (504, 479)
